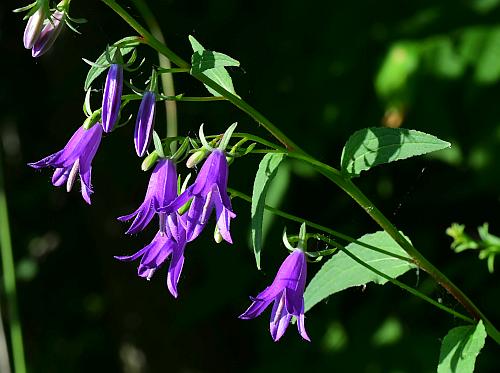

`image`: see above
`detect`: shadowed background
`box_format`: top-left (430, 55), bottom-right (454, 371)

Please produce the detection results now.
top-left (1, 0), bottom-right (499, 372)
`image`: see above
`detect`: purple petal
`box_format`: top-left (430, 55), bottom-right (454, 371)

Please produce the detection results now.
top-left (269, 291), bottom-right (292, 342)
top-left (101, 64), bottom-right (123, 133)
top-left (166, 242), bottom-right (185, 298)
top-left (51, 167), bottom-right (70, 186)
top-left (134, 91), bottom-right (156, 157)
top-left (239, 298), bottom-right (273, 319)
top-left (119, 200), bottom-right (156, 235)
top-left (213, 188), bottom-right (236, 244)
top-left (296, 303), bottom-right (311, 342)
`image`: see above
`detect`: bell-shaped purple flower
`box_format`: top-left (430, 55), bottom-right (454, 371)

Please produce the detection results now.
top-left (161, 149), bottom-right (236, 243)
top-left (118, 158), bottom-right (177, 234)
top-left (134, 91), bottom-right (156, 157)
top-left (239, 250), bottom-right (310, 342)
top-left (23, 7), bottom-right (46, 49)
top-left (101, 64), bottom-right (123, 133)
top-left (28, 124), bottom-right (103, 204)
top-left (32, 10), bottom-right (65, 58)
top-left (115, 213), bottom-right (187, 298)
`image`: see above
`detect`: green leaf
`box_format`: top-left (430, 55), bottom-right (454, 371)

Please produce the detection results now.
top-left (188, 35), bottom-right (239, 97)
top-left (251, 153), bottom-right (286, 269)
top-left (152, 131), bottom-right (164, 158)
top-left (437, 321), bottom-right (487, 373)
top-left (341, 127), bottom-right (451, 177)
top-left (304, 231), bottom-right (416, 312)
top-left (83, 37), bottom-right (140, 91)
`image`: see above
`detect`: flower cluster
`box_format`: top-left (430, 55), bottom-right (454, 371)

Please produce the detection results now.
top-left (25, 32), bottom-right (311, 341)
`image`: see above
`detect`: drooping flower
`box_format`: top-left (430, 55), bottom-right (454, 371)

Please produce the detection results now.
top-left (23, 7), bottom-right (46, 49)
top-left (28, 124), bottom-right (103, 204)
top-left (115, 213), bottom-right (187, 298)
top-left (32, 10), bottom-right (65, 58)
top-left (101, 63), bottom-right (123, 133)
top-left (134, 91), bottom-right (156, 157)
top-left (161, 149), bottom-right (236, 243)
top-left (118, 158), bottom-right (177, 234)
top-left (239, 249), bottom-right (310, 342)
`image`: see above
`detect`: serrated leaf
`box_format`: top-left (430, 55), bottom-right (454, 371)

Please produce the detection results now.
top-left (188, 35), bottom-right (239, 97)
top-left (84, 37), bottom-right (140, 91)
top-left (341, 127), bottom-right (451, 177)
top-left (304, 231), bottom-right (416, 312)
top-left (251, 153), bottom-right (286, 269)
top-left (437, 321), bottom-right (486, 373)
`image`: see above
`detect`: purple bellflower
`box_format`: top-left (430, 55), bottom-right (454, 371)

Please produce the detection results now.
top-left (23, 7), bottom-right (46, 49)
top-left (32, 10), bottom-right (65, 58)
top-left (134, 91), bottom-right (156, 157)
top-left (118, 158), bottom-right (177, 234)
top-left (116, 213), bottom-right (187, 298)
top-left (161, 149), bottom-right (236, 244)
top-left (29, 124), bottom-right (103, 204)
top-left (239, 249), bottom-right (310, 342)
top-left (101, 63), bottom-right (123, 133)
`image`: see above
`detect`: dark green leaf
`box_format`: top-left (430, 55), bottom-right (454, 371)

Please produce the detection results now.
top-left (304, 231), bottom-right (416, 312)
top-left (341, 127), bottom-right (451, 177)
top-left (251, 153), bottom-right (286, 269)
top-left (437, 321), bottom-right (486, 373)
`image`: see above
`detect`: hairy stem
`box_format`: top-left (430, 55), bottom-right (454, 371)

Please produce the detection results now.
top-left (0, 148), bottom-right (26, 373)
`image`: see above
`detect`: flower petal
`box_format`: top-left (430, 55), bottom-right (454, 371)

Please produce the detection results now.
top-left (269, 291), bottom-right (292, 342)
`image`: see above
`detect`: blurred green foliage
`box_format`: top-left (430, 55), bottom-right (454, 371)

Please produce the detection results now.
top-left (1, 0), bottom-right (500, 372)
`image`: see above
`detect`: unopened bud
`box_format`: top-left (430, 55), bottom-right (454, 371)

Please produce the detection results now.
top-left (83, 109), bottom-right (101, 129)
top-left (214, 226), bottom-right (223, 244)
top-left (32, 10), bottom-right (65, 58)
top-left (23, 7), bottom-right (46, 49)
top-left (141, 151), bottom-right (159, 171)
top-left (186, 149), bottom-right (207, 168)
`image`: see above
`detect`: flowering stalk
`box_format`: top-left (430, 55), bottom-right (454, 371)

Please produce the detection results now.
top-left (101, 0), bottom-right (500, 344)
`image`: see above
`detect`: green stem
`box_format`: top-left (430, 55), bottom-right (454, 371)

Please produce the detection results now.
top-left (100, 0), bottom-right (302, 152)
top-left (102, 0), bottom-right (500, 343)
top-left (0, 149), bottom-right (26, 373)
top-left (229, 188), bottom-right (473, 323)
top-left (131, 0), bottom-right (178, 149)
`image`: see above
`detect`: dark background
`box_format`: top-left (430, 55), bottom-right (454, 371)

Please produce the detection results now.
top-left (1, 0), bottom-right (500, 372)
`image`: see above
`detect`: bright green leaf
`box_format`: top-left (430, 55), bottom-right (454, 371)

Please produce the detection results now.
top-left (251, 153), bottom-right (286, 269)
top-left (304, 231), bottom-right (416, 312)
top-left (437, 321), bottom-right (487, 373)
top-left (188, 35), bottom-right (239, 97)
top-left (341, 127), bottom-right (451, 177)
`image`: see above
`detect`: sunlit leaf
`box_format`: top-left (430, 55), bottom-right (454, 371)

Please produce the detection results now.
top-left (437, 321), bottom-right (486, 373)
top-left (251, 153), bottom-right (286, 269)
top-left (188, 35), bottom-right (239, 97)
top-left (341, 127), bottom-right (451, 177)
top-left (304, 231), bottom-right (416, 312)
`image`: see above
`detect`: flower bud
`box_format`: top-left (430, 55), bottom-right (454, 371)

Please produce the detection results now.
top-left (32, 10), bottom-right (65, 57)
top-left (134, 91), bottom-right (156, 157)
top-left (83, 109), bottom-right (102, 130)
top-left (101, 64), bottom-right (123, 133)
top-left (186, 149), bottom-right (207, 168)
top-left (141, 151), bottom-right (159, 171)
top-left (23, 7), bottom-right (46, 49)
top-left (214, 226), bottom-right (223, 244)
